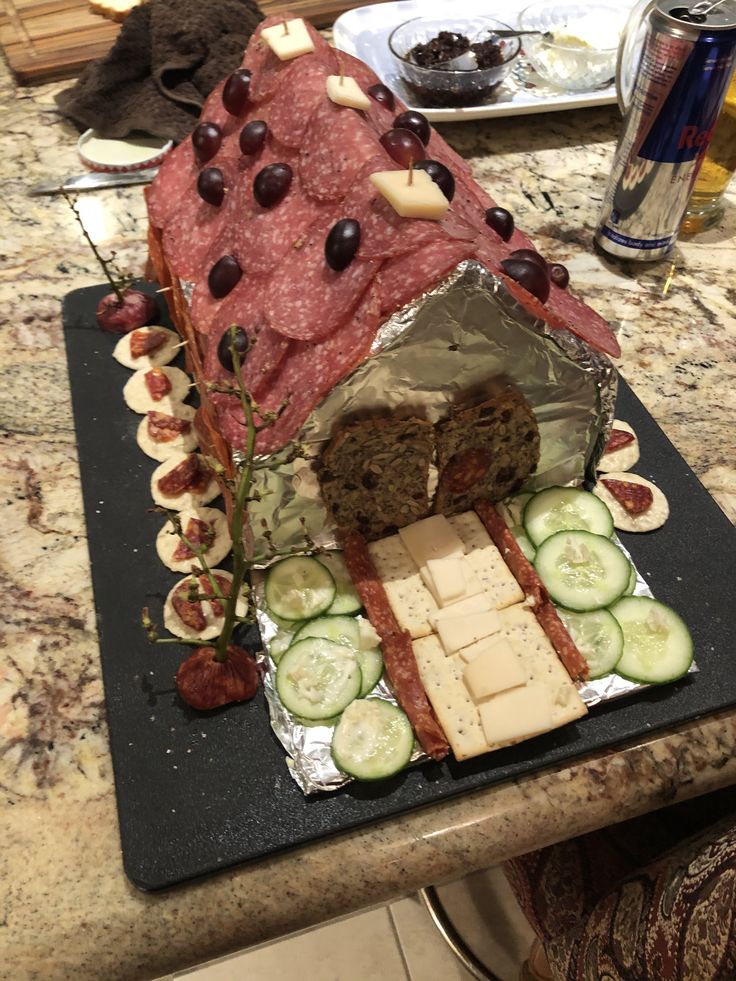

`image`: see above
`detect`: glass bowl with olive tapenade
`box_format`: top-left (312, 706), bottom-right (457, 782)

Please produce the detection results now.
top-left (387, 16), bottom-right (520, 108)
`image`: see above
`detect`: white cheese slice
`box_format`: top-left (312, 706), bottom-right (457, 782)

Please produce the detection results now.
top-left (463, 640), bottom-right (526, 701)
top-left (457, 636), bottom-right (502, 664)
top-left (429, 593), bottom-right (493, 629)
top-left (478, 684), bottom-right (554, 746)
top-left (436, 610), bottom-right (501, 654)
top-left (326, 75), bottom-right (370, 110)
top-left (398, 515), bottom-right (465, 568)
top-left (369, 169), bottom-right (450, 220)
top-left (261, 18), bottom-right (315, 60)
top-left (423, 555), bottom-right (466, 605)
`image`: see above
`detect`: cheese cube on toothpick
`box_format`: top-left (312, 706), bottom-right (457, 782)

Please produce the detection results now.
top-left (370, 168), bottom-right (449, 220)
top-left (326, 75), bottom-right (370, 110)
top-left (261, 18), bottom-right (315, 60)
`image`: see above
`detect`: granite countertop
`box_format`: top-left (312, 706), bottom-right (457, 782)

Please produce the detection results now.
top-left (2, 56), bottom-right (735, 981)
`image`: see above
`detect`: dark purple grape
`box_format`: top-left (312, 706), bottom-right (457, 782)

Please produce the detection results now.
top-left (380, 128), bottom-right (426, 168)
top-left (414, 159), bottom-right (455, 201)
top-left (549, 262), bottom-right (570, 289)
top-left (240, 119), bottom-right (268, 155)
top-left (197, 167), bottom-right (224, 206)
top-left (217, 325), bottom-right (249, 372)
top-left (500, 258), bottom-right (550, 304)
top-left (368, 83), bottom-right (395, 110)
top-left (393, 110), bottom-right (430, 146)
top-left (484, 207), bottom-right (514, 242)
top-left (222, 69), bottom-right (251, 115)
top-left (192, 122), bottom-right (222, 164)
top-left (510, 248), bottom-right (547, 271)
top-left (208, 255), bottom-right (242, 299)
top-left (325, 218), bottom-right (361, 271)
top-left (253, 163), bottom-right (293, 208)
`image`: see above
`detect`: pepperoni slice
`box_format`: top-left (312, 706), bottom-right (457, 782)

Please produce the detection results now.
top-left (604, 428), bottom-right (636, 453)
top-left (157, 454), bottom-right (213, 497)
top-left (442, 448), bottom-right (493, 494)
top-left (147, 411), bottom-right (192, 443)
top-left (601, 478), bottom-right (653, 516)
top-left (130, 329), bottom-right (167, 360)
top-left (144, 368), bottom-right (173, 401)
top-left (172, 518), bottom-right (216, 562)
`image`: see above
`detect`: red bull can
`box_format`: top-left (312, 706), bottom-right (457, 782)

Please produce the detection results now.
top-left (595, 0), bottom-right (736, 260)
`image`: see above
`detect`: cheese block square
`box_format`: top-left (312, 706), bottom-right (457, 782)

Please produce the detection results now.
top-left (497, 605), bottom-right (587, 727)
top-left (326, 75), bottom-right (370, 110)
top-left (367, 535), bottom-right (438, 638)
top-left (369, 169), bottom-right (450, 220)
top-left (412, 636), bottom-right (488, 761)
top-left (478, 684), bottom-right (554, 746)
top-left (398, 515), bottom-right (465, 568)
top-left (429, 593), bottom-right (493, 629)
top-left (436, 610), bottom-right (501, 654)
top-left (261, 18), bottom-right (315, 60)
top-left (463, 640), bottom-right (526, 701)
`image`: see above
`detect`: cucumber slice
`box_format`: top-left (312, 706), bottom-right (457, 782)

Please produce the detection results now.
top-left (534, 530), bottom-right (630, 612)
top-left (268, 626), bottom-right (302, 664)
top-left (265, 556), bottom-right (336, 621)
top-left (504, 492), bottom-right (534, 527)
top-left (610, 596), bottom-right (694, 684)
top-left (510, 524), bottom-right (536, 562)
top-left (523, 487), bottom-right (614, 547)
top-left (331, 699), bottom-right (414, 780)
top-left (625, 563), bottom-right (637, 595)
top-left (317, 553), bottom-right (362, 615)
top-left (356, 647), bottom-right (384, 696)
top-left (557, 608), bottom-right (624, 679)
top-left (276, 638), bottom-right (361, 719)
top-left (292, 614), bottom-right (360, 649)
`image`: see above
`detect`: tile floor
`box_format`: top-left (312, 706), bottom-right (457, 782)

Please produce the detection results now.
top-left (164, 865), bottom-right (536, 981)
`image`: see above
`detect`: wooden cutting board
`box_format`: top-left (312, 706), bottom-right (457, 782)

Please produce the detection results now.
top-left (0, 0), bottom-right (372, 85)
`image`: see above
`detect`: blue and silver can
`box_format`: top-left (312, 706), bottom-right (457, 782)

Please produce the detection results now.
top-left (595, 0), bottom-right (736, 261)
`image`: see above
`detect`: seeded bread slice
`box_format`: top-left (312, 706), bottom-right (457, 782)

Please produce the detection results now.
top-left (319, 417), bottom-right (434, 541)
top-left (434, 389), bottom-right (540, 516)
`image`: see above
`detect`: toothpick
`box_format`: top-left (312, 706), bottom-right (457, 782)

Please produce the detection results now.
top-left (283, 19), bottom-right (289, 35)
top-left (408, 159), bottom-right (414, 186)
top-left (156, 285), bottom-right (173, 294)
top-left (172, 339), bottom-right (190, 350)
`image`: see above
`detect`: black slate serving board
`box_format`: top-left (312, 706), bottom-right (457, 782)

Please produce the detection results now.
top-left (63, 282), bottom-right (736, 891)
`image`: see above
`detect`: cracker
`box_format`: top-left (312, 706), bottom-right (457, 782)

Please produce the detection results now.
top-left (367, 535), bottom-right (438, 639)
top-left (447, 512), bottom-right (523, 610)
top-left (593, 472), bottom-right (669, 533)
top-left (597, 420), bottom-right (640, 474)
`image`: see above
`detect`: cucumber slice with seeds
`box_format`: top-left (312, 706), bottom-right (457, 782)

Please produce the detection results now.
top-left (317, 553), bottom-right (362, 615)
top-left (534, 530), bottom-right (630, 611)
top-left (610, 596), bottom-right (694, 684)
top-left (276, 638), bottom-right (361, 719)
top-left (557, 608), bottom-right (624, 679)
top-left (292, 615), bottom-right (360, 649)
top-left (331, 699), bottom-right (414, 781)
top-left (524, 487), bottom-right (614, 547)
top-left (510, 524), bottom-right (536, 562)
top-left (265, 556), bottom-right (336, 621)
top-left (625, 563), bottom-right (637, 595)
top-left (356, 647), bottom-right (384, 696)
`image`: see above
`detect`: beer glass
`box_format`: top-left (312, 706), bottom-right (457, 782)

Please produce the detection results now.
top-left (682, 69), bottom-right (736, 233)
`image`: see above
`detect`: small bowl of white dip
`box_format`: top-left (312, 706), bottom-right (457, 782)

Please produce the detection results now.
top-left (518, 2), bottom-right (626, 91)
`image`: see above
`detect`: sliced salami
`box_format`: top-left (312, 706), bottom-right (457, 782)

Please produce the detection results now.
top-left (238, 282), bottom-right (382, 454)
top-left (605, 428), bottom-right (636, 454)
top-left (146, 140), bottom-right (196, 229)
top-left (299, 99), bottom-right (382, 202)
top-left (377, 238), bottom-right (474, 316)
top-left (342, 531), bottom-right (450, 762)
top-left (474, 500), bottom-right (589, 682)
top-left (263, 215), bottom-right (380, 341)
top-left (268, 60), bottom-right (329, 148)
top-left (601, 477), bottom-right (654, 516)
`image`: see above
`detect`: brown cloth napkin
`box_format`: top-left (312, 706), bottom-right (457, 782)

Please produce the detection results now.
top-left (56, 0), bottom-right (264, 143)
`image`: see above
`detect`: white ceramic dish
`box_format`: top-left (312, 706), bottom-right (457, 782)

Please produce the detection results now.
top-left (333, 0), bottom-right (636, 122)
top-left (77, 130), bottom-right (173, 172)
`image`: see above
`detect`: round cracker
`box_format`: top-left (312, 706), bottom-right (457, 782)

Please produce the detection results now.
top-left (597, 420), bottom-right (640, 473)
top-left (593, 472), bottom-right (669, 532)
top-left (136, 406), bottom-right (198, 462)
top-left (163, 570), bottom-right (247, 641)
top-left (123, 366), bottom-right (192, 414)
top-left (151, 452), bottom-right (220, 510)
top-left (156, 507), bottom-right (231, 573)
top-left (113, 327), bottom-right (180, 370)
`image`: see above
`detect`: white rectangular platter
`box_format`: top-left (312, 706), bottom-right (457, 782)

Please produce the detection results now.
top-left (333, 0), bottom-right (634, 122)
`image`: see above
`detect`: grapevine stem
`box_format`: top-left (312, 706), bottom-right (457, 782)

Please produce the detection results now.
top-left (62, 191), bottom-right (125, 303)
